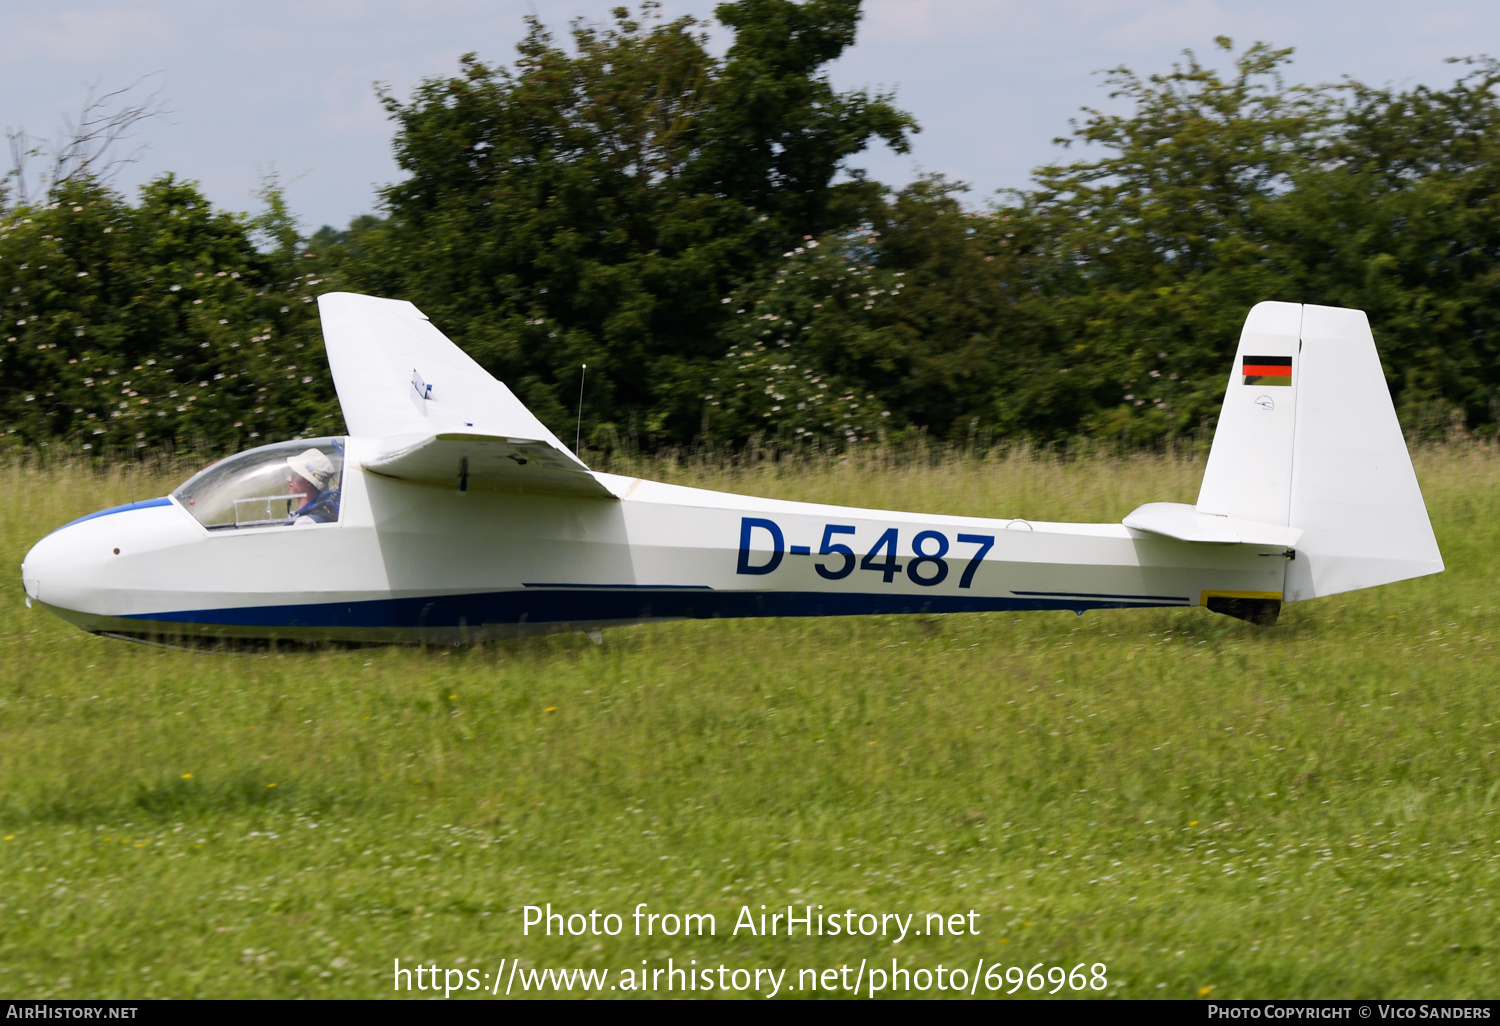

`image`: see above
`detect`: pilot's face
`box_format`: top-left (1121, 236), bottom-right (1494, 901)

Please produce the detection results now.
top-left (287, 473), bottom-right (317, 500)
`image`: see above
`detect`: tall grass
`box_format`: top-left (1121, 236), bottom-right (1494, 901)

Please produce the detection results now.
top-left (0, 446), bottom-right (1496, 999)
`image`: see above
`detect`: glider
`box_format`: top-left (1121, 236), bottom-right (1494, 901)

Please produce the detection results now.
top-left (20, 295), bottom-right (1443, 645)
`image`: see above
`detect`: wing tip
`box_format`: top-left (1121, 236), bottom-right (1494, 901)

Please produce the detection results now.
top-left (318, 291), bottom-right (428, 320)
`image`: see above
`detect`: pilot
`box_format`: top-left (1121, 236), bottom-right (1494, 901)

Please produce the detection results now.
top-left (285, 449), bottom-right (340, 524)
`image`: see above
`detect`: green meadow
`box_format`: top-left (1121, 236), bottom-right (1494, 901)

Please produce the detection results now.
top-left (1, 448), bottom-right (1497, 1000)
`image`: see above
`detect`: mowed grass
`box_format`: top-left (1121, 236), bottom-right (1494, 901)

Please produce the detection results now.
top-left (1, 447), bottom-right (1497, 1000)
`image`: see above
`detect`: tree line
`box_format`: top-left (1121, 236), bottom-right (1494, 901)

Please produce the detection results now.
top-left (4, 3), bottom-right (1500, 459)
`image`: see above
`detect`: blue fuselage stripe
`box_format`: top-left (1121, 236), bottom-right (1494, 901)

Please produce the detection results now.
top-left (48, 497), bottom-right (173, 536)
top-left (1011, 589), bottom-right (1191, 604)
top-left (120, 588), bottom-right (1184, 629)
top-left (520, 583), bottom-right (713, 590)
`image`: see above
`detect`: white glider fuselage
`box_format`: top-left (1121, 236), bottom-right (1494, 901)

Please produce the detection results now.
top-left (21, 433), bottom-right (1287, 644)
top-left (20, 294), bottom-right (1443, 644)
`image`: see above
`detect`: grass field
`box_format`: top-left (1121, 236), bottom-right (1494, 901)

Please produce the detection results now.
top-left (1, 447), bottom-right (1497, 1000)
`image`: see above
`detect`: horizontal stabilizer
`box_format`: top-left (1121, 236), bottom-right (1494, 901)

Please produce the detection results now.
top-left (365, 433), bottom-right (617, 500)
top-left (1124, 502), bottom-right (1302, 547)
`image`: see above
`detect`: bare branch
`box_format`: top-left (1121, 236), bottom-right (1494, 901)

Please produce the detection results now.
top-left (3, 74), bottom-right (170, 209)
top-left (4, 126), bottom-right (45, 208)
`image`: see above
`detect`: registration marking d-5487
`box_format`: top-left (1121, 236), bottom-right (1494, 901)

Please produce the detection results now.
top-left (736, 517), bottom-right (995, 588)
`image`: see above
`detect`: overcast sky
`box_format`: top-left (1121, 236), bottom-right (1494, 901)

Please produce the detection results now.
top-left (5, 1), bottom-right (1499, 231)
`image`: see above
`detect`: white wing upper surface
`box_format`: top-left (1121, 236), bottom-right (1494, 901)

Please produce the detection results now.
top-left (318, 292), bottom-right (614, 499)
top-left (319, 292), bottom-right (576, 456)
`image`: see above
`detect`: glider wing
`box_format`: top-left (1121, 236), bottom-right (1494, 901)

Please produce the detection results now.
top-left (364, 432), bottom-right (616, 499)
top-left (318, 292), bottom-right (610, 498)
top-left (317, 291), bottom-right (580, 461)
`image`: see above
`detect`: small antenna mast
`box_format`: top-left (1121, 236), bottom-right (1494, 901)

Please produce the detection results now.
top-left (575, 363), bottom-right (587, 455)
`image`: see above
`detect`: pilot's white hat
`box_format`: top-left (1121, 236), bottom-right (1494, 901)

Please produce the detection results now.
top-left (287, 448), bottom-right (335, 490)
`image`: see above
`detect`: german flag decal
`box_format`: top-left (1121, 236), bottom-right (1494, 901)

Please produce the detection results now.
top-left (1243, 355), bottom-right (1292, 386)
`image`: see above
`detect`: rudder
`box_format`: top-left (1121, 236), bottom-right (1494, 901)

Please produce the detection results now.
top-left (1282, 305), bottom-right (1442, 600)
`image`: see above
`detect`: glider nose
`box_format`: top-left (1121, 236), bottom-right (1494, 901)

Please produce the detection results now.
top-left (21, 497), bottom-right (187, 620)
top-left (20, 518), bottom-right (99, 609)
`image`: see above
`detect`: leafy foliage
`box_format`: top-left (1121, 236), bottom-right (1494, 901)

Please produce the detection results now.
top-left (993, 39), bottom-right (1333, 444)
top-left (11, 23), bottom-right (1500, 457)
top-left (725, 40), bottom-right (1500, 447)
top-left (0, 176), bottom-right (339, 456)
top-left (349, 1), bottom-right (914, 446)
top-left (703, 178), bottom-right (1017, 447)
top-left (1279, 57), bottom-right (1500, 434)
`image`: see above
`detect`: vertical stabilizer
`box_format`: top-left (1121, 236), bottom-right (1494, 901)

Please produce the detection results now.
top-left (1282, 305), bottom-right (1442, 600)
top-left (1195, 302), bottom-right (1442, 604)
top-left (1196, 301), bottom-right (1303, 525)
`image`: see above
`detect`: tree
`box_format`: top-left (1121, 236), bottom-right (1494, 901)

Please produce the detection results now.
top-left (702, 177), bottom-right (1020, 447)
top-left (17, 32), bottom-right (1500, 458)
top-left (1271, 58), bottom-right (1500, 434)
top-left (350, 1), bottom-right (914, 447)
top-left (986, 41), bottom-right (1500, 442)
top-left (0, 175), bottom-right (339, 456)
top-left (999, 38), bottom-right (1333, 444)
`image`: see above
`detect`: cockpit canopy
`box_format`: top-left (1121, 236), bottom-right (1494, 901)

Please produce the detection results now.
top-left (173, 438), bottom-right (344, 529)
